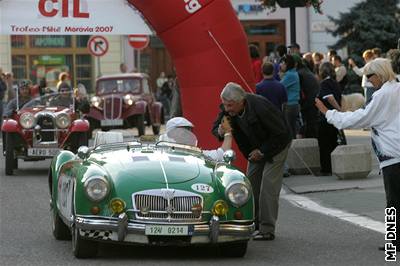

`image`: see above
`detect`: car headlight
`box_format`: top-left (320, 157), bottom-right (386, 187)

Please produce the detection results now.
top-left (123, 94), bottom-right (136, 105)
top-left (226, 181), bottom-right (251, 207)
top-left (84, 176), bottom-right (110, 202)
top-left (20, 112), bottom-right (35, 129)
top-left (55, 113), bottom-right (71, 129)
top-left (91, 96), bottom-right (102, 108)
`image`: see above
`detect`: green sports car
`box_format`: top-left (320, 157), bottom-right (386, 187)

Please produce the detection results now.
top-left (49, 129), bottom-right (254, 258)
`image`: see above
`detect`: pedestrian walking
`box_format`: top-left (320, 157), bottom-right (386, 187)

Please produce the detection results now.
top-left (315, 58), bottom-right (400, 250)
top-left (212, 82), bottom-right (291, 240)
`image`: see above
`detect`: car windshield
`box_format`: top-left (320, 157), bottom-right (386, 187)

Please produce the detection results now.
top-left (158, 128), bottom-right (199, 147)
top-left (22, 92), bottom-right (74, 109)
top-left (97, 79), bottom-right (141, 94)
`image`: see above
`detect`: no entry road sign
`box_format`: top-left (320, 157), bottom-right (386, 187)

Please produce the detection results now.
top-left (88, 35), bottom-right (109, 57)
top-left (128, 34), bottom-right (150, 50)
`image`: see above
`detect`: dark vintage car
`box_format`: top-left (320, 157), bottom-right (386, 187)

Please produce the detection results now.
top-left (49, 130), bottom-right (254, 258)
top-left (1, 92), bottom-right (89, 175)
top-left (86, 73), bottom-right (163, 137)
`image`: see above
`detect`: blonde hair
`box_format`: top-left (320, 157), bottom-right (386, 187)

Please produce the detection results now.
top-left (362, 49), bottom-right (374, 61)
top-left (363, 58), bottom-right (396, 83)
top-left (312, 52), bottom-right (324, 61)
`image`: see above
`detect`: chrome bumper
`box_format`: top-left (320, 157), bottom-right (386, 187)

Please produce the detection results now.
top-left (75, 213), bottom-right (254, 244)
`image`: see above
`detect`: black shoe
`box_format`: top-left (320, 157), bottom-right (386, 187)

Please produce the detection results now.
top-left (317, 171), bottom-right (331, 176)
top-left (283, 172), bottom-right (291, 178)
top-left (253, 232), bottom-right (275, 241)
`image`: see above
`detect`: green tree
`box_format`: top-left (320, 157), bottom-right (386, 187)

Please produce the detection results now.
top-left (329, 0), bottom-right (400, 55)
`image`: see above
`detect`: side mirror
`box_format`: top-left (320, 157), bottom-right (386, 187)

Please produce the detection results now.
top-left (223, 149), bottom-right (236, 165)
top-left (77, 146), bottom-right (90, 160)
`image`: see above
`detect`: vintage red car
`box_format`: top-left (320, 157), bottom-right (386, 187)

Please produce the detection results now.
top-left (86, 73), bottom-right (163, 136)
top-left (1, 92), bottom-right (89, 175)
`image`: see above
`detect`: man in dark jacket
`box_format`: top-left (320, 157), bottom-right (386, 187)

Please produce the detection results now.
top-left (212, 82), bottom-right (291, 241)
top-left (296, 59), bottom-right (320, 138)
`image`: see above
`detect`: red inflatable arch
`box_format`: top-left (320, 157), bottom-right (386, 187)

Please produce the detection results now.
top-left (128, 0), bottom-right (255, 170)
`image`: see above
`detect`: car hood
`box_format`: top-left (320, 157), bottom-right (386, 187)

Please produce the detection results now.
top-left (88, 149), bottom-right (213, 190)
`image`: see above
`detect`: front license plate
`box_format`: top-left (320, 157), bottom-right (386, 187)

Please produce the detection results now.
top-left (28, 148), bottom-right (60, 157)
top-left (101, 119), bottom-right (123, 126)
top-left (145, 225), bottom-right (192, 236)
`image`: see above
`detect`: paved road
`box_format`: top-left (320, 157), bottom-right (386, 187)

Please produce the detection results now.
top-left (0, 129), bottom-right (394, 265)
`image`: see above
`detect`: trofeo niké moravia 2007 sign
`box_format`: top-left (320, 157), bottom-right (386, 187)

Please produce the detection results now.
top-left (0, 0), bottom-right (152, 35)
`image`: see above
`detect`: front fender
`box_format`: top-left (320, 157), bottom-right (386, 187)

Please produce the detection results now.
top-left (150, 101), bottom-right (163, 124)
top-left (124, 100), bottom-right (147, 118)
top-left (1, 119), bottom-right (20, 133)
top-left (49, 150), bottom-right (76, 200)
top-left (86, 107), bottom-right (103, 121)
top-left (214, 164), bottom-right (254, 220)
top-left (70, 119), bottom-right (89, 132)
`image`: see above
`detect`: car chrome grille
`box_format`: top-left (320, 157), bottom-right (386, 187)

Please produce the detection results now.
top-left (132, 189), bottom-right (203, 221)
top-left (36, 113), bottom-right (55, 141)
top-left (103, 95), bottom-right (122, 120)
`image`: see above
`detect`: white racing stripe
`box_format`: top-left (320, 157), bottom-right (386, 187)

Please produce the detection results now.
top-left (159, 160), bottom-right (169, 189)
top-left (281, 190), bottom-right (385, 234)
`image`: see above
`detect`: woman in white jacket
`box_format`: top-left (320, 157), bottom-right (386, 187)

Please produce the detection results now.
top-left (315, 58), bottom-right (400, 250)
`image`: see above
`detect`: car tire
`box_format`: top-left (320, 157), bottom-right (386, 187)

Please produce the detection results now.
top-left (152, 125), bottom-right (161, 135)
top-left (70, 132), bottom-right (89, 153)
top-left (72, 225), bottom-right (98, 258)
top-left (5, 133), bottom-right (15, 175)
top-left (52, 210), bottom-right (71, 240)
top-left (136, 114), bottom-right (145, 136)
top-left (219, 241), bottom-right (248, 257)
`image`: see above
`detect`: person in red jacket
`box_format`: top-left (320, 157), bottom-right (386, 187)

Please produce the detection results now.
top-left (249, 44), bottom-right (263, 83)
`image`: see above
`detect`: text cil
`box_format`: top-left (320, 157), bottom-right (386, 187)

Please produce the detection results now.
top-left (38, 0), bottom-right (89, 18)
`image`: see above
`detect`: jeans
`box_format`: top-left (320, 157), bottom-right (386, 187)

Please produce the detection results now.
top-left (283, 104), bottom-right (300, 139)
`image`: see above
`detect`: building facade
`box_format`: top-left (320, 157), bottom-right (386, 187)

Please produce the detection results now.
top-left (0, 0), bottom-right (364, 93)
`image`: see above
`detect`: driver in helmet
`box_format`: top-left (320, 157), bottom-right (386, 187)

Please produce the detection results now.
top-left (49, 82), bottom-right (73, 108)
top-left (159, 117), bottom-right (233, 161)
top-left (4, 80), bottom-right (32, 117)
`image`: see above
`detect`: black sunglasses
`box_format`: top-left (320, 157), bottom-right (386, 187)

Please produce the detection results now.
top-left (366, 73), bottom-right (375, 79)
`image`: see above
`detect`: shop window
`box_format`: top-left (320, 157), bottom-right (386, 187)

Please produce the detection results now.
top-left (76, 36), bottom-right (90, 48)
top-left (11, 36), bottom-right (26, 48)
top-left (76, 54), bottom-right (91, 65)
top-left (75, 54), bottom-right (92, 93)
top-left (11, 55), bottom-right (27, 79)
top-left (29, 55), bottom-right (72, 89)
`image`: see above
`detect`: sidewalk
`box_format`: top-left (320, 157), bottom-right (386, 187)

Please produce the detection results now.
top-left (282, 129), bottom-right (386, 223)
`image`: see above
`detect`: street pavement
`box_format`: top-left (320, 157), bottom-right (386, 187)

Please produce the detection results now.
top-left (0, 128), bottom-right (395, 265)
top-left (283, 129), bottom-right (386, 226)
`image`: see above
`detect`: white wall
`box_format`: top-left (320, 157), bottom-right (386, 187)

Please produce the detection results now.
top-left (231, 0), bottom-right (310, 52)
top-left (93, 35), bottom-right (124, 76)
top-left (309, 0), bottom-right (364, 55)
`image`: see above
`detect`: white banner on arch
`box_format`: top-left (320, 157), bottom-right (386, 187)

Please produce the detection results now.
top-left (0, 0), bottom-right (152, 35)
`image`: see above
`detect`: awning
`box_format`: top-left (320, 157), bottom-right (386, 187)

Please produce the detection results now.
top-left (0, 0), bottom-right (152, 35)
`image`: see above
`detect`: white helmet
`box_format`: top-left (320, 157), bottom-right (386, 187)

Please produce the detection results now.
top-left (165, 117), bottom-right (194, 132)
